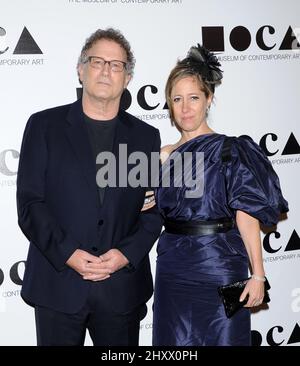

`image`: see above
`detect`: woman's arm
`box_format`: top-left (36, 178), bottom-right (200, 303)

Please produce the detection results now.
top-left (236, 210), bottom-right (266, 307)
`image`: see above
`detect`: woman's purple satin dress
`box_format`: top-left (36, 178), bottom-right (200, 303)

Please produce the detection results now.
top-left (152, 134), bottom-right (288, 346)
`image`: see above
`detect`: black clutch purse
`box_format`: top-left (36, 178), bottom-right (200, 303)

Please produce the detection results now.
top-left (218, 277), bottom-right (271, 318)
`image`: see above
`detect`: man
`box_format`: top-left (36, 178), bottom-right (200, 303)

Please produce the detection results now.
top-left (17, 28), bottom-right (162, 346)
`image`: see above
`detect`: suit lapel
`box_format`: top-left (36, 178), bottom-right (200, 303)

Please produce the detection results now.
top-left (112, 110), bottom-right (130, 160)
top-left (101, 111), bottom-right (130, 205)
top-left (64, 99), bottom-right (98, 193)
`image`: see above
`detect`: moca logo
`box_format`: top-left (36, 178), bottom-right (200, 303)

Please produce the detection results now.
top-left (77, 85), bottom-right (168, 111)
top-left (240, 133), bottom-right (300, 157)
top-left (252, 323), bottom-right (300, 346)
top-left (0, 261), bottom-right (25, 287)
top-left (259, 132), bottom-right (300, 157)
top-left (263, 230), bottom-right (300, 254)
top-left (0, 26), bottom-right (42, 55)
top-left (0, 149), bottom-right (19, 176)
top-left (202, 25), bottom-right (300, 52)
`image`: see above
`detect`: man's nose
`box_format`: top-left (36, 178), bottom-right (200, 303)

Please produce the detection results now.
top-left (101, 61), bottom-right (110, 74)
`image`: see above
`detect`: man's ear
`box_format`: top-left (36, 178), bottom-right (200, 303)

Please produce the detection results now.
top-left (77, 64), bottom-right (84, 84)
top-left (124, 74), bottom-right (131, 89)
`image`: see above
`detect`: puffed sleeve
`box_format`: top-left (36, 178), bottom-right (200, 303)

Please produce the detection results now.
top-left (225, 136), bottom-right (289, 226)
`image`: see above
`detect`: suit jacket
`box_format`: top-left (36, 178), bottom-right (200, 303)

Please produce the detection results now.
top-left (17, 99), bottom-right (163, 314)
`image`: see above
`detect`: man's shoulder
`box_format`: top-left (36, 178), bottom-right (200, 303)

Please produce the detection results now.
top-left (119, 109), bottom-right (159, 135)
top-left (31, 101), bottom-right (74, 120)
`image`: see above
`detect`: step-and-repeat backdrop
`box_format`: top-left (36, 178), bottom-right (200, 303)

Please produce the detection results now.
top-left (0, 0), bottom-right (299, 346)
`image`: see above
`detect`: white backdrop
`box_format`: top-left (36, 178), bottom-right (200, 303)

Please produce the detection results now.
top-left (0, 0), bottom-right (299, 346)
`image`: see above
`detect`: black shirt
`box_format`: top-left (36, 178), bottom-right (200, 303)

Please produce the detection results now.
top-left (84, 114), bottom-right (117, 205)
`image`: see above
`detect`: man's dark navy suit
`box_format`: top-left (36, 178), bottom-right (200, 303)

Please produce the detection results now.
top-left (17, 98), bottom-right (163, 316)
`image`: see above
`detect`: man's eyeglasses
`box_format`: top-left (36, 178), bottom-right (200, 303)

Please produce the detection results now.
top-left (84, 56), bottom-right (127, 72)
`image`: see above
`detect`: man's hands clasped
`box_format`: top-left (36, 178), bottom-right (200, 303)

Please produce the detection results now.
top-left (66, 248), bottom-right (129, 281)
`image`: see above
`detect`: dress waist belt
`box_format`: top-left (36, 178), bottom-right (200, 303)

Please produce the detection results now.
top-left (164, 218), bottom-right (234, 236)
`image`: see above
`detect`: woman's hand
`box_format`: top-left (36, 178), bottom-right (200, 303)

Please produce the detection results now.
top-left (239, 277), bottom-right (265, 307)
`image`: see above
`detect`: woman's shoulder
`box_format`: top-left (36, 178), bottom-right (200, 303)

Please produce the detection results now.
top-left (224, 135), bottom-right (272, 170)
top-left (231, 135), bottom-right (264, 155)
top-left (219, 134), bottom-right (261, 152)
top-left (229, 134), bottom-right (258, 146)
top-left (161, 144), bottom-right (175, 154)
top-left (160, 143), bottom-right (179, 163)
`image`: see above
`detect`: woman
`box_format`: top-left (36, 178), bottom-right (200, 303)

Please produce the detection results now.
top-left (150, 44), bottom-right (289, 346)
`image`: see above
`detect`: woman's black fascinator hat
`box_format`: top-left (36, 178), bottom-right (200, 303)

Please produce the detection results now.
top-left (179, 44), bottom-right (223, 93)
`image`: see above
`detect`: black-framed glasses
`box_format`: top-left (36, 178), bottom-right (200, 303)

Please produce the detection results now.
top-left (84, 56), bottom-right (127, 72)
